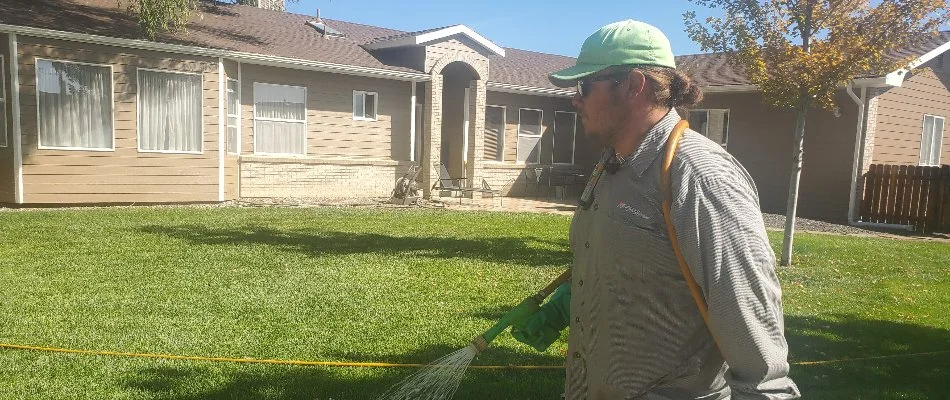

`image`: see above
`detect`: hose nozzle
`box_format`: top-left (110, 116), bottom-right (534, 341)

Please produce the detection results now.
top-left (471, 335), bottom-right (489, 354)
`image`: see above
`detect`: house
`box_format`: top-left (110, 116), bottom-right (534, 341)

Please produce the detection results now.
top-left (0, 0), bottom-right (947, 224)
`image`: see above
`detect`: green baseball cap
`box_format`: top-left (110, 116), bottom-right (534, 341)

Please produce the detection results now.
top-left (549, 20), bottom-right (676, 88)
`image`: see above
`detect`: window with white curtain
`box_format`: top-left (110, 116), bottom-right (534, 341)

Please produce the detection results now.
top-left (517, 108), bottom-right (542, 163)
top-left (36, 58), bottom-right (113, 150)
top-left (226, 78), bottom-right (240, 154)
top-left (483, 105), bottom-right (505, 161)
top-left (920, 114), bottom-right (945, 166)
top-left (254, 82), bottom-right (307, 155)
top-left (0, 55), bottom-right (6, 147)
top-left (353, 90), bottom-right (377, 121)
top-left (138, 69), bottom-right (203, 153)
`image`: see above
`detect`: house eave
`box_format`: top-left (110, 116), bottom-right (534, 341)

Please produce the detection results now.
top-left (486, 82), bottom-right (574, 98)
top-left (701, 84), bottom-right (758, 93)
top-left (0, 23), bottom-right (431, 82)
top-left (365, 25), bottom-right (505, 57)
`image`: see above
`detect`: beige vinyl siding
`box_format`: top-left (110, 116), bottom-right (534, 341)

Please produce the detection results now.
top-left (484, 91), bottom-right (587, 165)
top-left (873, 67), bottom-right (950, 165)
top-left (16, 36), bottom-right (220, 203)
top-left (0, 33), bottom-right (13, 203)
top-left (239, 64), bottom-right (412, 160)
top-left (692, 91), bottom-right (860, 221)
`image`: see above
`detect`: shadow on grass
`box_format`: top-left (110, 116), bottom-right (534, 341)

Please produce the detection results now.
top-left (139, 224), bottom-right (572, 267)
top-left (122, 344), bottom-right (565, 400)
top-left (786, 314), bottom-right (950, 399)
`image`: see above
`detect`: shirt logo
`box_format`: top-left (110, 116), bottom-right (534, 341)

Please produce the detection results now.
top-left (617, 201), bottom-right (650, 221)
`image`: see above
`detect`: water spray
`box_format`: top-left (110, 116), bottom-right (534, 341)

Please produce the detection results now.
top-left (377, 269), bottom-right (571, 400)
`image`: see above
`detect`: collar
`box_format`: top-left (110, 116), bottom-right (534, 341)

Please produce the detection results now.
top-left (623, 109), bottom-right (682, 177)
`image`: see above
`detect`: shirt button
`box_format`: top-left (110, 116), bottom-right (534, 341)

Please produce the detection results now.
top-left (574, 352), bottom-right (581, 359)
top-left (574, 317), bottom-right (580, 323)
top-left (593, 203), bottom-right (599, 210)
top-left (578, 280), bottom-right (584, 286)
top-left (584, 242), bottom-right (590, 248)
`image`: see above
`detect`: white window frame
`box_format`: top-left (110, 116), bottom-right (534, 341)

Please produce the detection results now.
top-left (553, 110), bottom-right (577, 165)
top-left (136, 67), bottom-right (204, 154)
top-left (688, 109), bottom-right (730, 149)
top-left (0, 55), bottom-right (6, 147)
top-left (35, 57), bottom-right (115, 151)
top-left (517, 108), bottom-right (543, 164)
top-left (226, 78), bottom-right (240, 155)
top-left (352, 90), bottom-right (378, 121)
top-left (253, 82), bottom-right (307, 156)
top-left (920, 114), bottom-right (945, 166)
top-left (484, 104), bottom-right (505, 162)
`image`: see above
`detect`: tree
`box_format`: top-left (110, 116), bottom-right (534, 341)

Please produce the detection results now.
top-left (684, 0), bottom-right (949, 266)
top-left (122, 0), bottom-right (199, 40)
top-left (122, 0), bottom-right (300, 40)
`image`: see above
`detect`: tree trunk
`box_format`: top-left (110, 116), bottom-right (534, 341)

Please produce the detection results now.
top-left (780, 108), bottom-right (808, 266)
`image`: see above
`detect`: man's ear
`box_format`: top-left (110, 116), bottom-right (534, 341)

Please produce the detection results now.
top-left (626, 70), bottom-right (647, 99)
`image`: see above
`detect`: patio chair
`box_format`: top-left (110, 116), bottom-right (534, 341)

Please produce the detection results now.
top-left (432, 163), bottom-right (505, 205)
top-left (433, 163), bottom-right (466, 192)
top-left (524, 167), bottom-right (547, 196)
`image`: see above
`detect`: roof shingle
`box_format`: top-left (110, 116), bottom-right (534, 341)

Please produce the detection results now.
top-left (2, 0), bottom-right (948, 89)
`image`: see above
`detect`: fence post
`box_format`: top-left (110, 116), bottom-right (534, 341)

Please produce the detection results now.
top-left (860, 166), bottom-right (872, 222)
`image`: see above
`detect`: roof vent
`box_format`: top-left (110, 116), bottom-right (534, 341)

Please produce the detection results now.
top-left (307, 9), bottom-right (345, 38)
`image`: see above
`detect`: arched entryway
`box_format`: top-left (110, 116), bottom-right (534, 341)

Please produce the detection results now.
top-left (421, 53), bottom-right (488, 199)
top-left (439, 61), bottom-right (479, 181)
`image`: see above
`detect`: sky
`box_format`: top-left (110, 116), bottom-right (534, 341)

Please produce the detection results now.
top-left (285, 0), bottom-right (715, 57)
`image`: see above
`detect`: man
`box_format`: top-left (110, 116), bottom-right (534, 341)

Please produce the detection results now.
top-left (511, 20), bottom-right (801, 399)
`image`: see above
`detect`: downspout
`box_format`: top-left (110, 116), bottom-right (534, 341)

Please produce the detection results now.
top-left (9, 34), bottom-right (22, 204)
top-left (237, 62), bottom-right (243, 198)
top-left (410, 81), bottom-right (416, 163)
top-left (218, 57), bottom-right (225, 202)
top-left (845, 82), bottom-right (913, 230)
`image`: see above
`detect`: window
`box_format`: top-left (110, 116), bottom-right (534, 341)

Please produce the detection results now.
top-left (138, 69), bottom-right (203, 153)
top-left (353, 90), bottom-right (377, 121)
top-left (553, 111), bottom-right (577, 164)
top-left (688, 109), bottom-right (729, 148)
top-left (226, 78), bottom-right (240, 154)
top-left (254, 82), bottom-right (307, 155)
top-left (36, 58), bottom-right (113, 150)
top-left (517, 108), bottom-right (542, 163)
top-left (920, 114), bottom-right (945, 166)
top-left (483, 105), bottom-right (505, 161)
top-left (0, 55), bottom-right (6, 147)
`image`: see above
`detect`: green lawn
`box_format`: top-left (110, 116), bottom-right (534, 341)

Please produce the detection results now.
top-left (0, 207), bottom-right (947, 399)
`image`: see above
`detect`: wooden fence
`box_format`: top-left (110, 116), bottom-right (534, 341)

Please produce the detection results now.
top-left (859, 164), bottom-right (950, 233)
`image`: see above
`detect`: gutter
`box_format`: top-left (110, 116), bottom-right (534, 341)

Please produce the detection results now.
top-left (0, 23), bottom-right (431, 82)
top-left (845, 82), bottom-right (914, 231)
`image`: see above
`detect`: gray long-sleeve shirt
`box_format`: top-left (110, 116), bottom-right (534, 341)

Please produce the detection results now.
top-left (566, 110), bottom-right (800, 400)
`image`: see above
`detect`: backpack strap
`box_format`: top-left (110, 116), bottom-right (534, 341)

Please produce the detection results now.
top-left (660, 120), bottom-right (722, 352)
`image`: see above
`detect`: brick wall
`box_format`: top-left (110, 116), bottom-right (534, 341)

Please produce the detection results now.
top-left (240, 158), bottom-right (413, 198)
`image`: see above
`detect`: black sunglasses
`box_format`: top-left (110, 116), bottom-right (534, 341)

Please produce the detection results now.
top-left (576, 71), bottom-right (629, 97)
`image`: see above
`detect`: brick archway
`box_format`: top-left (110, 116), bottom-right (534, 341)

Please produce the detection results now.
top-left (422, 53), bottom-right (488, 199)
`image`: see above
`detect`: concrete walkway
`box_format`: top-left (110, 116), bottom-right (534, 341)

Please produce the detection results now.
top-left (431, 195), bottom-right (580, 216)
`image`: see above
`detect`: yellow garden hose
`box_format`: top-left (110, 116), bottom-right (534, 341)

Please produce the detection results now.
top-left (2, 342), bottom-right (948, 368)
top-left (0, 342), bottom-right (563, 369)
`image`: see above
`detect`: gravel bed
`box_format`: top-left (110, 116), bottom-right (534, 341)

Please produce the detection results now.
top-left (761, 213), bottom-right (881, 236)
top-left (762, 213), bottom-right (950, 241)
